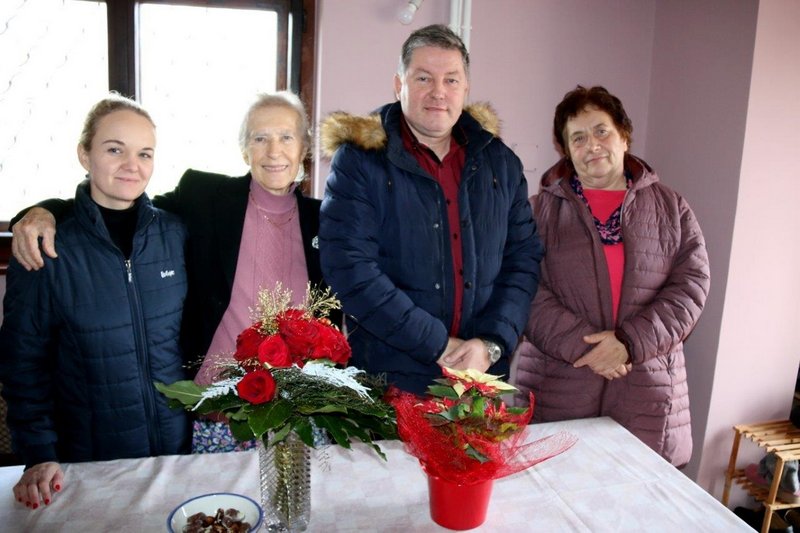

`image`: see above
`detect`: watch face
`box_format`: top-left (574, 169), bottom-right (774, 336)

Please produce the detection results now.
top-left (485, 341), bottom-right (501, 363)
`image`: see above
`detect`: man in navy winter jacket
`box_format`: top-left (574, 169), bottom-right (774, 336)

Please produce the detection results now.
top-left (319, 25), bottom-right (543, 394)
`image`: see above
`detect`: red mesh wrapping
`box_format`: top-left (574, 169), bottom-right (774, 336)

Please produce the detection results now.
top-left (390, 390), bottom-right (577, 485)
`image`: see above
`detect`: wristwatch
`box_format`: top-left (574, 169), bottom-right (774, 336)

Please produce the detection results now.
top-left (481, 339), bottom-right (502, 364)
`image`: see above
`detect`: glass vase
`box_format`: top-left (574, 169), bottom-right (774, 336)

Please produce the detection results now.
top-left (258, 432), bottom-right (311, 532)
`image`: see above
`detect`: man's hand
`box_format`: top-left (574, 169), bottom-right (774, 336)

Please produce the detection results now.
top-left (13, 461), bottom-right (64, 509)
top-left (437, 337), bottom-right (464, 366)
top-left (438, 337), bottom-right (491, 373)
top-left (574, 330), bottom-right (631, 380)
top-left (10, 207), bottom-right (57, 271)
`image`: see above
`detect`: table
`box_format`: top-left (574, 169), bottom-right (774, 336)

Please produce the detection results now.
top-left (0, 417), bottom-right (748, 532)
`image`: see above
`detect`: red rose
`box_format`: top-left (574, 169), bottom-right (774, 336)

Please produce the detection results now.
top-left (279, 309), bottom-right (306, 321)
top-left (257, 335), bottom-right (292, 368)
top-left (234, 322), bottom-right (265, 362)
top-left (277, 312), bottom-right (321, 362)
top-left (311, 324), bottom-right (351, 365)
top-left (236, 369), bottom-right (276, 404)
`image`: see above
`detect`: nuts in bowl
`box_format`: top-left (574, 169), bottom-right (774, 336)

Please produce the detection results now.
top-left (167, 493), bottom-right (263, 533)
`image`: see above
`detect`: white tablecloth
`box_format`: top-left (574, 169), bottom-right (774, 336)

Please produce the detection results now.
top-left (0, 417), bottom-right (748, 532)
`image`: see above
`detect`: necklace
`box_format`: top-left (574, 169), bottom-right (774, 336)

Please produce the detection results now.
top-left (249, 192), bottom-right (297, 227)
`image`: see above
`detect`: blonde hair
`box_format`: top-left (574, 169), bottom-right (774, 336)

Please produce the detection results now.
top-left (79, 92), bottom-right (154, 152)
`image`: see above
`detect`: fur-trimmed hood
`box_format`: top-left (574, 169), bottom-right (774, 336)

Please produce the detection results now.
top-left (320, 102), bottom-right (501, 158)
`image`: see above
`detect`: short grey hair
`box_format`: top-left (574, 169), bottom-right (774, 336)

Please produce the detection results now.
top-left (238, 91), bottom-right (311, 158)
top-left (397, 24), bottom-right (469, 77)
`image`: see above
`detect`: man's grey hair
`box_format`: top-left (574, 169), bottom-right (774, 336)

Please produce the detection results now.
top-left (397, 24), bottom-right (469, 77)
top-left (238, 91), bottom-right (311, 157)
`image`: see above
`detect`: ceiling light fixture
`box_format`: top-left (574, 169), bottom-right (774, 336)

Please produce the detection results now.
top-left (398, 0), bottom-right (424, 25)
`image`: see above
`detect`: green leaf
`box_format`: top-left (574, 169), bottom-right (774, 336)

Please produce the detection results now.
top-left (227, 406), bottom-right (251, 421)
top-left (268, 423), bottom-right (292, 445)
top-left (154, 381), bottom-right (205, 405)
top-left (471, 396), bottom-right (486, 417)
top-left (197, 395), bottom-right (246, 414)
top-left (440, 403), bottom-right (469, 422)
top-left (229, 418), bottom-right (256, 442)
top-left (163, 397), bottom-right (189, 411)
top-left (315, 415), bottom-right (352, 449)
top-left (340, 419), bottom-right (370, 442)
top-left (293, 419), bottom-right (315, 447)
top-left (248, 400), bottom-right (292, 436)
top-left (367, 442), bottom-right (388, 461)
top-left (499, 422), bottom-right (520, 435)
top-left (345, 400), bottom-right (393, 418)
top-left (347, 412), bottom-right (397, 439)
top-left (465, 444), bottom-right (490, 463)
top-left (427, 384), bottom-right (459, 399)
top-left (300, 404), bottom-right (348, 415)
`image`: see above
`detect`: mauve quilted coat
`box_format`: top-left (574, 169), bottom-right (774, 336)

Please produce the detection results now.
top-left (512, 154), bottom-right (710, 466)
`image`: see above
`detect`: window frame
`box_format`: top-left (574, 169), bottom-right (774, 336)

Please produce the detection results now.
top-left (1, 0), bottom-right (317, 272)
top-left (106, 0), bottom-right (308, 99)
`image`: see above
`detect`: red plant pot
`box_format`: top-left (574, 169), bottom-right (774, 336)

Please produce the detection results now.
top-left (426, 473), bottom-right (494, 530)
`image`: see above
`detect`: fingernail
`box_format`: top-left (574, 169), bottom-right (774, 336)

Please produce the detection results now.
top-left (17, 498), bottom-right (23, 503)
top-left (54, 484), bottom-right (61, 491)
top-left (32, 503), bottom-right (38, 509)
top-left (44, 499), bottom-right (50, 505)
top-left (25, 502), bottom-right (31, 507)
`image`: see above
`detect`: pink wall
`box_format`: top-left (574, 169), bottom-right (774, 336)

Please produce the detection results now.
top-left (644, 0), bottom-right (758, 484)
top-left (312, 0), bottom-right (450, 197)
top-left (694, 0), bottom-right (800, 500)
top-left (312, 0), bottom-right (656, 197)
top-left (462, 0), bottom-right (655, 190)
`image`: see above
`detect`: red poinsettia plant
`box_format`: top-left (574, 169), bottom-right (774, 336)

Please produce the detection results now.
top-left (156, 284), bottom-right (396, 456)
top-left (390, 368), bottom-right (576, 484)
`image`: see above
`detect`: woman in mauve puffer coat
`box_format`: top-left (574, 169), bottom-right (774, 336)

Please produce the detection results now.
top-left (512, 86), bottom-right (710, 467)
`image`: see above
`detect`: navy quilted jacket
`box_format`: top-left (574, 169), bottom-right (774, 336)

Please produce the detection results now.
top-left (0, 182), bottom-right (190, 468)
top-left (319, 102), bottom-right (543, 394)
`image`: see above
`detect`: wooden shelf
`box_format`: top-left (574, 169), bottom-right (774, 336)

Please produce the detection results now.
top-left (723, 420), bottom-right (800, 532)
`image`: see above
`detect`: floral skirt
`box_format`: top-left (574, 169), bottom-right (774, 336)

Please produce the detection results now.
top-left (191, 419), bottom-right (257, 454)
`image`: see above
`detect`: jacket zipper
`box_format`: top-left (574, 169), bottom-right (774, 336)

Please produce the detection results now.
top-left (124, 258), bottom-right (162, 454)
top-left (599, 187), bottom-right (632, 416)
top-left (433, 184), bottom-right (449, 323)
top-left (616, 188), bottom-right (632, 328)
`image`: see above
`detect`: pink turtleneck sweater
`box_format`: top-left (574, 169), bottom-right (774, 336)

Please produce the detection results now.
top-left (194, 181), bottom-right (309, 385)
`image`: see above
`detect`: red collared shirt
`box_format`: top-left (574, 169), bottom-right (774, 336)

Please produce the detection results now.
top-left (400, 116), bottom-right (466, 336)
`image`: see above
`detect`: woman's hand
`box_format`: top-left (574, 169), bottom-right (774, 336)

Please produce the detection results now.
top-left (13, 462), bottom-right (64, 509)
top-left (11, 207), bottom-right (58, 271)
top-left (574, 330), bottom-right (631, 380)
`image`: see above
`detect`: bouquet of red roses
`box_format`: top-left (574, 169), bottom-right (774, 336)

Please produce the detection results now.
top-left (156, 284), bottom-right (396, 456)
top-left (390, 367), bottom-right (576, 484)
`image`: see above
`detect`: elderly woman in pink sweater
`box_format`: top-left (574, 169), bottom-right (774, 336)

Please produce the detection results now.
top-left (513, 86), bottom-right (710, 467)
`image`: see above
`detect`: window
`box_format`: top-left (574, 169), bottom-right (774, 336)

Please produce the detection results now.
top-left (138, 3), bottom-right (282, 192)
top-left (0, 0), bottom-right (312, 224)
top-left (0, 1), bottom-right (108, 223)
